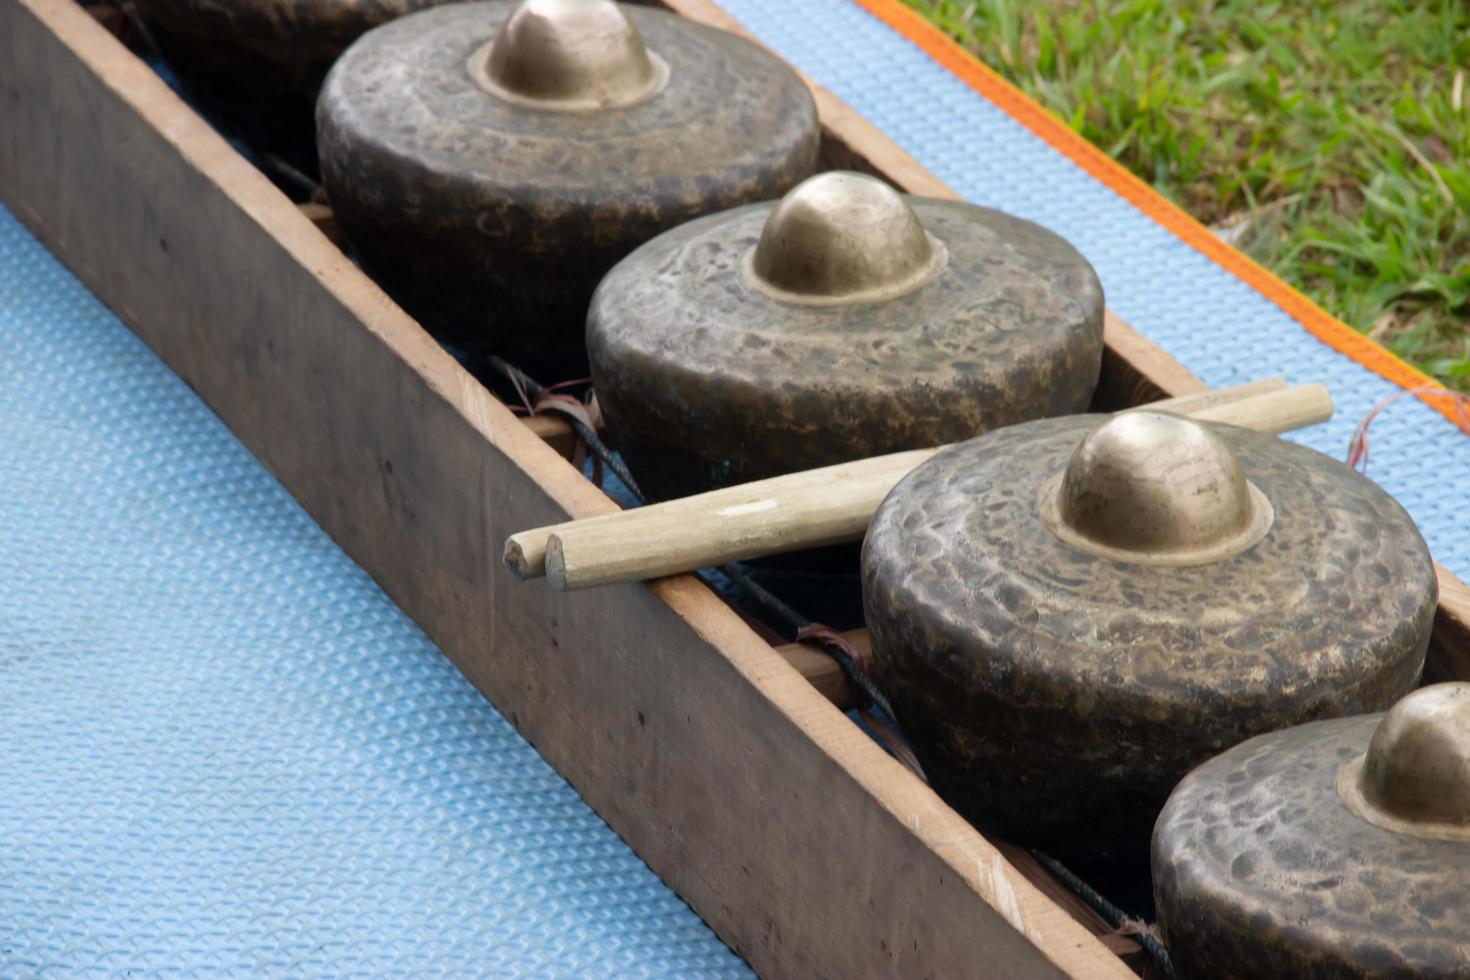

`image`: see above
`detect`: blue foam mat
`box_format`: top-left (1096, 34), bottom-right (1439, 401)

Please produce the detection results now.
top-left (717, 0), bottom-right (1470, 580)
top-left (5, 4), bottom-right (1466, 971)
top-left (0, 205), bottom-right (748, 977)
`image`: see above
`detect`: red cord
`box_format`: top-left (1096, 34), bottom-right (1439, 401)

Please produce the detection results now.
top-left (1347, 386), bottom-right (1470, 472)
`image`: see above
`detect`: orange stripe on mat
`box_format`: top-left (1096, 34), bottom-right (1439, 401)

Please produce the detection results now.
top-left (849, 0), bottom-right (1464, 427)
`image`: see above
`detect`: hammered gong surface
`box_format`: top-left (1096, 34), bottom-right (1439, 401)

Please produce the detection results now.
top-left (318, 2), bottom-right (818, 372)
top-left (588, 200), bottom-right (1103, 502)
top-left (861, 415), bottom-right (1435, 864)
top-left (135, 0), bottom-right (450, 156)
top-left (1153, 715), bottom-right (1470, 979)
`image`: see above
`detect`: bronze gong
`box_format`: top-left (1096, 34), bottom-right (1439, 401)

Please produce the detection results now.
top-left (588, 170), bottom-right (1105, 503)
top-left (861, 411), bottom-right (1436, 864)
top-left (132, 0), bottom-right (453, 158)
top-left (1154, 682), bottom-right (1470, 978)
top-left (317, 0), bottom-right (819, 372)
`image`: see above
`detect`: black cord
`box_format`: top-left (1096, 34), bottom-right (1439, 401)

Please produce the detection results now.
top-left (485, 355), bottom-right (643, 499)
top-left (257, 153), bottom-right (322, 202)
top-left (1028, 850), bottom-right (1175, 975)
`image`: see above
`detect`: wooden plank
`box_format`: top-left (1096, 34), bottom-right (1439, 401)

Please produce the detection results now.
top-left (521, 413), bottom-right (581, 460)
top-left (296, 201), bottom-right (342, 248)
top-left (0, 1), bottom-right (1133, 976)
top-left (1428, 570), bottom-right (1470, 683)
top-left (992, 843), bottom-right (1147, 975)
top-left (766, 629), bottom-right (1150, 972)
top-left (772, 632), bottom-right (860, 709)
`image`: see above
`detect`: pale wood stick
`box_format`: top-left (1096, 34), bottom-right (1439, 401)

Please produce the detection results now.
top-left (504, 378), bottom-right (1294, 580)
top-left (535, 384), bottom-right (1333, 590)
top-left (296, 202), bottom-right (341, 248)
top-left (508, 447), bottom-right (938, 581)
top-left (1121, 376), bottom-right (1283, 416)
top-left (1191, 382), bottom-right (1331, 434)
top-left (541, 448), bottom-right (929, 590)
top-left (772, 630), bottom-right (864, 709)
top-left (521, 383), bottom-right (1332, 591)
top-left (521, 414), bottom-right (580, 460)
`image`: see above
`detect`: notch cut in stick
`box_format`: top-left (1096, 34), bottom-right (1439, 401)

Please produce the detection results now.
top-left (514, 382), bottom-right (1331, 590)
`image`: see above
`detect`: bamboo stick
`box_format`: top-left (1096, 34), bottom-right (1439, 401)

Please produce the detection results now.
top-left (507, 381), bottom-right (1331, 590)
top-left (1190, 382), bottom-right (1330, 434)
top-left (504, 378), bottom-right (1289, 579)
top-left (504, 447), bottom-right (936, 580)
top-left (541, 384), bottom-right (1331, 590)
top-left (1117, 375), bottom-right (1283, 416)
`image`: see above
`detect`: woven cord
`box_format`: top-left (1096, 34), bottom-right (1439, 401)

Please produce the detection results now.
top-left (1028, 851), bottom-right (1175, 975)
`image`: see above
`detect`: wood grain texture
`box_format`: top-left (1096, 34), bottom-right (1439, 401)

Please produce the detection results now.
top-left (0, 1), bottom-right (1132, 976)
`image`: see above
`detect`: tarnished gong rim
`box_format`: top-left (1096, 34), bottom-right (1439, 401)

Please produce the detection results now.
top-left (1153, 715), bottom-right (1469, 978)
top-left (864, 415), bottom-right (1434, 718)
top-left (588, 200), bottom-right (1104, 420)
top-left (319, 3), bottom-right (816, 197)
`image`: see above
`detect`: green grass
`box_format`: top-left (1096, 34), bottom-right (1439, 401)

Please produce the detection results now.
top-left (903, 0), bottom-right (1470, 390)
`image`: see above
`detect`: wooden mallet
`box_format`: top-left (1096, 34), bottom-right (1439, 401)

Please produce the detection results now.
top-left (505, 379), bottom-right (1332, 591)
